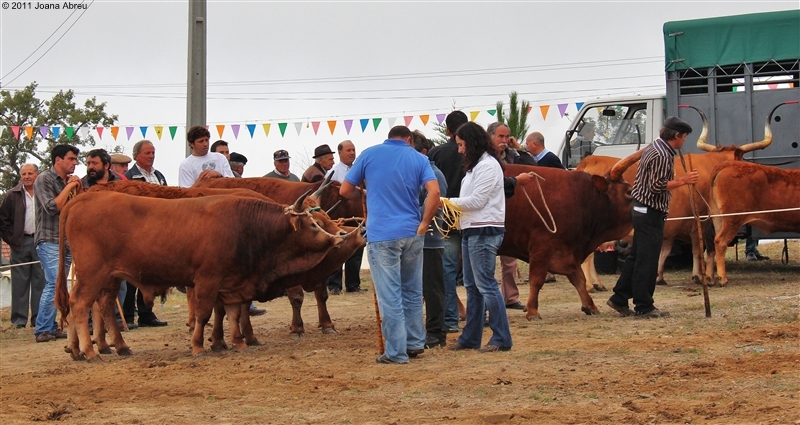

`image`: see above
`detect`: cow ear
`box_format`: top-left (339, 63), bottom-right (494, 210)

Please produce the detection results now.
top-left (734, 149), bottom-right (744, 161)
top-left (289, 215), bottom-right (299, 232)
top-left (591, 175), bottom-right (609, 193)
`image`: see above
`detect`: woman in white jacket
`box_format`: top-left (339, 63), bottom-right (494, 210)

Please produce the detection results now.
top-left (447, 122), bottom-right (513, 353)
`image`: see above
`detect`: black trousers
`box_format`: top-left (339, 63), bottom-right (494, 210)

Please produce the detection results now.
top-left (122, 281), bottom-right (158, 323)
top-left (10, 235), bottom-right (45, 327)
top-left (422, 248), bottom-right (446, 341)
top-left (327, 247), bottom-right (364, 292)
top-left (610, 201), bottom-right (665, 313)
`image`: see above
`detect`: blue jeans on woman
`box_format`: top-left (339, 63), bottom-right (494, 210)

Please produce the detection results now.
top-left (34, 242), bottom-right (71, 337)
top-left (456, 233), bottom-right (513, 349)
top-left (367, 235), bottom-right (426, 363)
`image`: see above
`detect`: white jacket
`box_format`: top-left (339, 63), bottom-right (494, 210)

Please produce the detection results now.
top-left (452, 152), bottom-right (505, 229)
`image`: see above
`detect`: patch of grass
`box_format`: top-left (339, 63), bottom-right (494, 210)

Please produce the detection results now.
top-left (528, 392), bottom-right (555, 402)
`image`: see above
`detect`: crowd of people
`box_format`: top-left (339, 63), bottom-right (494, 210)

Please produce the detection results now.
top-left (0, 114), bottom-right (706, 363)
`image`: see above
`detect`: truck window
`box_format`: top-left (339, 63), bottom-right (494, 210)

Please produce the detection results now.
top-left (565, 103), bottom-right (647, 169)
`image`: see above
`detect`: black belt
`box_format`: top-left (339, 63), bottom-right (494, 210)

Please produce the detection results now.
top-left (24, 234), bottom-right (34, 237)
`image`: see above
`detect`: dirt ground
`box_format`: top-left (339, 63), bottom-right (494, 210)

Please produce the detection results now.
top-left (1, 241), bottom-right (798, 425)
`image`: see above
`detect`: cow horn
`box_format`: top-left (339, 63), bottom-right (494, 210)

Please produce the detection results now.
top-left (326, 199), bottom-right (342, 215)
top-left (738, 101), bottom-right (795, 153)
top-left (609, 149), bottom-right (643, 181)
top-left (310, 173), bottom-right (334, 201)
top-left (293, 188), bottom-right (314, 211)
top-left (678, 105), bottom-right (713, 152)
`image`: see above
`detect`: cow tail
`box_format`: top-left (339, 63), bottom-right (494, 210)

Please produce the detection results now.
top-left (55, 204), bottom-right (70, 329)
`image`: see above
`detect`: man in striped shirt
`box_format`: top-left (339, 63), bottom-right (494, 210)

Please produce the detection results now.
top-left (607, 117), bottom-right (699, 319)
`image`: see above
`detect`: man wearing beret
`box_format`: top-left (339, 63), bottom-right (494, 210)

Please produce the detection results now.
top-left (110, 154), bottom-right (132, 179)
top-left (301, 145), bottom-right (335, 183)
top-left (607, 116), bottom-right (699, 319)
top-left (264, 150), bottom-right (300, 182)
top-left (229, 152), bottom-right (247, 178)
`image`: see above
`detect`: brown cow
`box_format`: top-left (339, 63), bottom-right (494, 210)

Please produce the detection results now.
top-left (575, 103), bottom-right (778, 287)
top-left (710, 161), bottom-right (800, 286)
top-left (194, 176), bottom-right (365, 335)
top-left (55, 191), bottom-right (349, 361)
top-left (497, 153), bottom-right (639, 320)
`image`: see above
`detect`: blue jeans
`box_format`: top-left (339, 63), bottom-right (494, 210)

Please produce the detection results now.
top-left (35, 241), bottom-right (71, 336)
top-left (442, 233), bottom-right (462, 330)
top-left (367, 235), bottom-right (425, 363)
top-left (457, 233), bottom-right (513, 349)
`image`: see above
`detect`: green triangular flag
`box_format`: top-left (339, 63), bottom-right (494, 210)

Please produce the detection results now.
top-left (372, 118), bottom-right (382, 131)
top-left (487, 109), bottom-right (497, 116)
top-left (278, 123), bottom-right (288, 137)
top-left (169, 126), bottom-right (177, 139)
top-left (65, 126), bottom-right (74, 139)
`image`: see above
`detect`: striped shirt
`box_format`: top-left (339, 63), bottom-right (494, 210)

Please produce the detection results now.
top-left (33, 167), bottom-right (71, 245)
top-left (631, 138), bottom-right (676, 214)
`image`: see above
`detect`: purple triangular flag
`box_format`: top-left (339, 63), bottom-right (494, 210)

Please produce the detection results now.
top-left (231, 124), bottom-right (240, 139)
top-left (344, 119), bottom-right (353, 135)
top-left (39, 126), bottom-right (48, 137)
top-left (436, 113), bottom-right (446, 124)
top-left (557, 103), bottom-right (568, 118)
top-left (126, 126), bottom-right (135, 140)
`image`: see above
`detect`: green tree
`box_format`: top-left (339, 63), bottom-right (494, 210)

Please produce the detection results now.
top-left (495, 91), bottom-right (531, 141)
top-left (0, 82), bottom-right (117, 194)
top-left (430, 121), bottom-right (448, 146)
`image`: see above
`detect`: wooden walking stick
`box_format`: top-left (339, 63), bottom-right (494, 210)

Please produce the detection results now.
top-left (360, 182), bottom-right (384, 354)
top-left (678, 150), bottom-right (712, 318)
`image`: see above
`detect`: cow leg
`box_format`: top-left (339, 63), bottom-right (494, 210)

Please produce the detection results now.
top-left (656, 239), bottom-right (673, 286)
top-left (713, 217), bottom-right (741, 287)
top-left (93, 300), bottom-right (112, 355)
top-left (224, 303), bottom-right (247, 350)
top-left (286, 285), bottom-right (306, 336)
top-left (98, 286), bottom-right (132, 356)
top-left (185, 287), bottom-right (196, 334)
top-left (524, 266), bottom-right (547, 320)
top-left (581, 253), bottom-right (606, 292)
top-left (566, 268), bottom-right (599, 315)
top-left (314, 286), bottom-right (337, 334)
top-left (189, 288), bottom-right (214, 356)
top-left (209, 301), bottom-right (227, 351)
top-left (239, 303), bottom-right (261, 346)
top-left (689, 229), bottom-right (704, 286)
top-left (65, 312), bottom-right (82, 360)
top-left (69, 281), bottom-right (103, 362)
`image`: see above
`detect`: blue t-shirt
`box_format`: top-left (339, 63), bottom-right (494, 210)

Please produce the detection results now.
top-left (345, 139), bottom-right (437, 242)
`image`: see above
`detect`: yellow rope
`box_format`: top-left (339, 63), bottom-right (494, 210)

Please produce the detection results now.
top-left (436, 198), bottom-right (464, 238)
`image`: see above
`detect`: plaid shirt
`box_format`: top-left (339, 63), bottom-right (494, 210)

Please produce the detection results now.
top-left (631, 138), bottom-right (676, 214)
top-left (33, 167), bottom-right (71, 244)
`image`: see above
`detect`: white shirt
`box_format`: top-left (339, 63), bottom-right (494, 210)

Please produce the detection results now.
top-left (327, 161), bottom-right (352, 183)
top-left (178, 152), bottom-right (234, 187)
top-left (136, 164), bottom-right (163, 185)
top-left (451, 152), bottom-right (505, 229)
top-left (24, 189), bottom-right (35, 235)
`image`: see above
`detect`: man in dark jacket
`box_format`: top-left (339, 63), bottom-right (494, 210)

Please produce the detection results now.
top-left (0, 164), bottom-right (46, 328)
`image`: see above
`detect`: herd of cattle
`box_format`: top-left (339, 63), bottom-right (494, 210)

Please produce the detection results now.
top-left (54, 103), bottom-right (799, 360)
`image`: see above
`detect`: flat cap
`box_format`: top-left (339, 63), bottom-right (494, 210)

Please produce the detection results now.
top-left (273, 149), bottom-right (291, 160)
top-left (110, 154), bottom-right (132, 164)
top-left (230, 152), bottom-right (248, 165)
top-left (663, 116), bottom-right (692, 134)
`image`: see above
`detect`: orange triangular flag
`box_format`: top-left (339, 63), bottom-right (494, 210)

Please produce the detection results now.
top-left (469, 111), bottom-right (480, 121)
top-left (216, 124), bottom-right (225, 138)
top-left (540, 105), bottom-right (550, 120)
top-left (154, 126), bottom-right (164, 140)
top-left (25, 126), bottom-right (34, 140)
top-left (420, 115), bottom-right (430, 126)
top-left (111, 126), bottom-right (119, 140)
top-left (262, 123), bottom-right (271, 137)
top-left (327, 120), bottom-right (336, 135)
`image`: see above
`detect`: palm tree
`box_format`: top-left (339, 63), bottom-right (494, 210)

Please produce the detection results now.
top-left (495, 91), bottom-right (530, 141)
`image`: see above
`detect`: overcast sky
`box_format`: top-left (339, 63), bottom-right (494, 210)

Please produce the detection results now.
top-left (1, 1), bottom-right (796, 183)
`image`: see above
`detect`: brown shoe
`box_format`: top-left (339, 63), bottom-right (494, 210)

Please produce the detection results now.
top-left (634, 308), bottom-right (670, 319)
top-left (35, 332), bottom-right (56, 343)
top-left (606, 299), bottom-right (634, 317)
top-left (53, 329), bottom-right (68, 339)
top-left (447, 342), bottom-right (475, 351)
top-left (478, 344), bottom-right (511, 353)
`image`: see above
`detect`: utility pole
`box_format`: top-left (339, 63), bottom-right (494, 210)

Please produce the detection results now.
top-left (186, 0), bottom-right (207, 157)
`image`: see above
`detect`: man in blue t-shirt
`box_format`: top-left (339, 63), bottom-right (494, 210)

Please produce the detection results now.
top-left (340, 125), bottom-right (439, 364)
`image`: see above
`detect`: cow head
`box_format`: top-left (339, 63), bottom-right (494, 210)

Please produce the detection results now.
top-left (682, 102), bottom-right (789, 154)
top-left (286, 189), bottom-right (351, 249)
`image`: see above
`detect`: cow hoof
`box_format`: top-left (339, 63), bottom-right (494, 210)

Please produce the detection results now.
top-left (581, 306), bottom-right (600, 315)
top-left (86, 356), bottom-right (103, 364)
top-left (246, 339), bottom-right (262, 347)
top-left (321, 328), bottom-right (338, 335)
top-left (99, 347), bottom-right (114, 355)
top-left (656, 279), bottom-right (668, 286)
top-left (117, 348), bottom-right (134, 356)
top-left (63, 345), bottom-right (72, 354)
top-left (525, 313), bottom-right (542, 321)
top-left (210, 344), bottom-right (228, 352)
top-left (593, 284), bottom-right (608, 292)
top-left (291, 333), bottom-right (304, 340)
top-left (691, 275), bottom-right (703, 286)
top-left (70, 352), bottom-right (86, 361)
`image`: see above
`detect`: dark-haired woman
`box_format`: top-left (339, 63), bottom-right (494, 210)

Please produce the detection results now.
top-left (446, 122), bottom-right (512, 353)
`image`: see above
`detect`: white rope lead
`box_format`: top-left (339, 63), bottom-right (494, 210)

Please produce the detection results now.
top-left (0, 260), bottom-right (41, 271)
top-left (665, 206), bottom-right (800, 221)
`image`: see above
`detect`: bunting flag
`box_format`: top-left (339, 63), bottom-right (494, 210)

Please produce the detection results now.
top-left (247, 123), bottom-right (256, 138)
top-left (404, 116), bottom-right (413, 127)
top-left (140, 126), bottom-right (147, 138)
top-left (111, 126), bottom-right (120, 140)
top-left (311, 121), bottom-right (320, 135)
top-left (53, 127), bottom-right (60, 139)
top-left (169, 126), bottom-right (178, 139)
top-left (527, 106), bottom-right (533, 115)
top-left (539, 105), bottom-right (550, 119)
top-left (387, 117), bottom-right (397, 128)
top-left (327, 120), bottom-right (336, 135)
top-left (263, 123), bottom-right (272, 137)
top-left (436, 113), bottom-right (446, 124)
top-left (216, 124), bottom-right (225, 138)
top-left (372, 118), bottom-right (381, 131)
top-left (344, 119), bottom-right (353, 134)
top-left (154, 126), bottom-right (164, 140)
top-left (25, 126), bottom-right (34, 140)
top-left (278, 123), bottom-right (287, 137)
top-left (231, 124), bottom-right (240, 139)
top-left (96, 126), bottom-right (104, 139)
top-left (11, 126), bottom-right (20, 139)
top-left (78, 127), bottom-right (89, 140)
top-left (469, 111), bottom-right (480, 121)
top-left (487, 110), bottom-right (496, 116)
top-left (126, 126), bottom-right (134, 140)
top-left (39, 126), bottom-right (48, 138)
top-left (420, 115), bottom-right (429, 126)
top-left (66, 127), bottom-right (74, 139)
top-left (293, 122), bottom-right (302, 136)
top-left (575, 102), bottom-right (585, 111)
top-left (557, 103), bottom-right (569, 118)
top-left (360, 118), bottom-right (369, 132)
